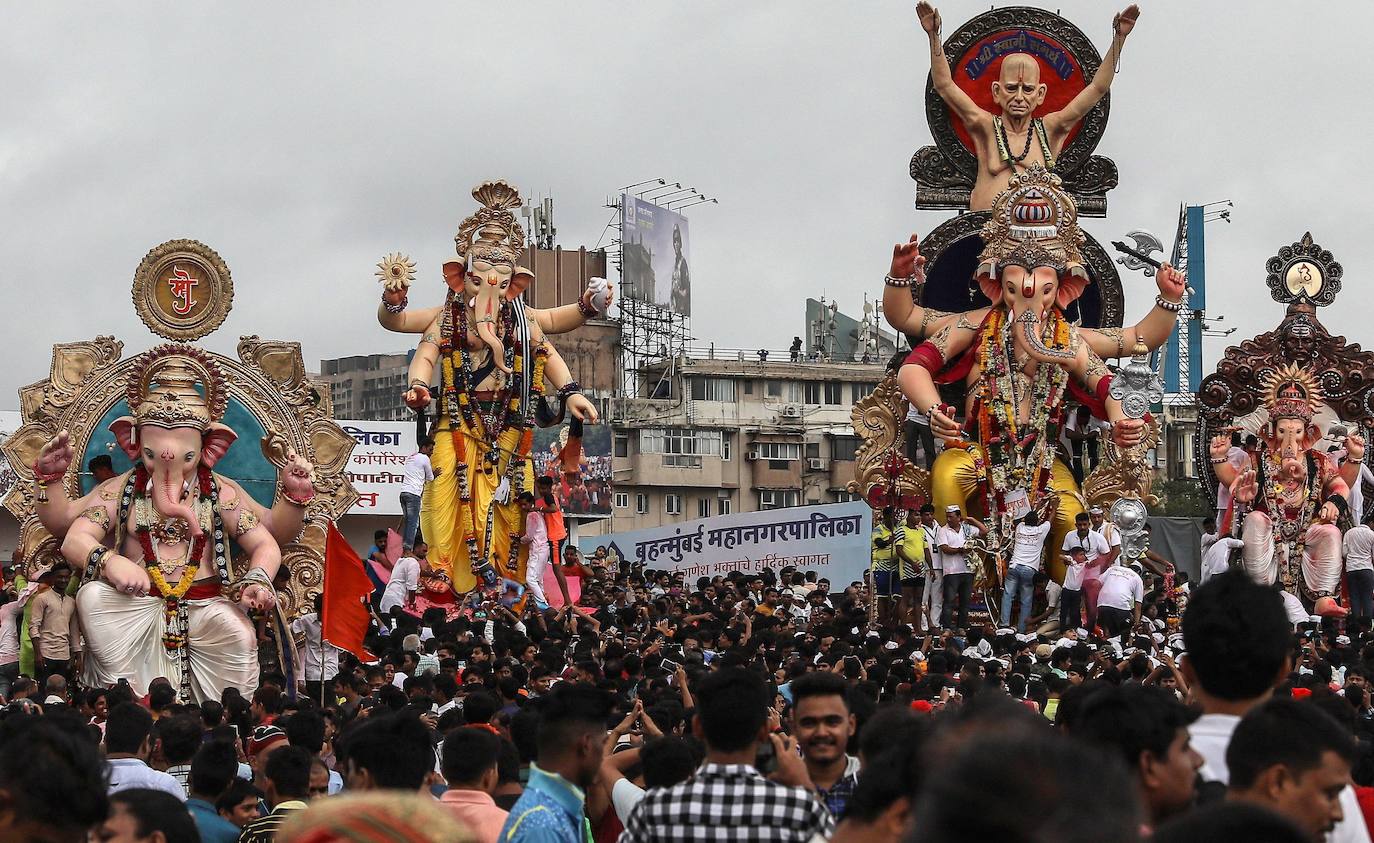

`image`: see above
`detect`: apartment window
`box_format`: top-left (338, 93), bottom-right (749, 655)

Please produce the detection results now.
top-left (640, 428), bottom-right (723, 458)
top-left (851, 382), bottom-right (879, 403)
top-left (614, 434), bottom-right (630, 458)
top-left (755, 442), bottom-right (801, 461)
top-left (833, 491), bottom-right (860, 503)
top-left (690, 377), bottom-right (736, 402)
top-left (759, 490), bottom-right (800, 510)
top-left (722, 435), bottom-right (732, 461)
top-left (805, 442), bottom-right (821, 459)
top-left (697, 499), bottom-right (711, 519)
top-left (804, 382), bottom-right (821, 405)
top-left (743, 380), bottom-right (754, 395)
top-left (666, 494), bottom-right (683, 515)
top-left (718, 498), bottom-right (732, 515)
top-left (636, 493), bottom-right (648, 514)
top-left (831, 436), bottom-right (861, 462)
top-left (785, 382), bottom-right (803, 403)
top-left (614, 492), bottom-right (630, 509)
top-left (824, 382), bottom-right (843, 405)
top-left (766, 380), bottom-right (783, 398)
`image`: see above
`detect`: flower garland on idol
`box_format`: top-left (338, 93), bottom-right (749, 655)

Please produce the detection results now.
top-left (974, 307), bottom-right (1070, 557)
top-left (436, 291), bottom-right (552, 588)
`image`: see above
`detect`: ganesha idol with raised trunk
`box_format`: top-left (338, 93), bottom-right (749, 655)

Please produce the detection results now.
top-left (881, 166), bottom-right (1185, 573)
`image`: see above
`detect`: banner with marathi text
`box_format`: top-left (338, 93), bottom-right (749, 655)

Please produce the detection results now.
top-left (580, 501), bottom-right (873, 588)
top-left (339, 420), bottom-right (418, 516)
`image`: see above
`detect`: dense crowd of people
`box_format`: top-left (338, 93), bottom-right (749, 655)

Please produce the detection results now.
top-left (6, 516), bottom-right (1374, 842)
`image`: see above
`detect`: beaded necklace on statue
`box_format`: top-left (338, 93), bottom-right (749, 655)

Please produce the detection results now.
top-left (1258, 447), bottom-right (1322, 592)
top-left (974, 307), bottom-right (1070, 557)
top-left (993, 116), bottom-right (1055, 171)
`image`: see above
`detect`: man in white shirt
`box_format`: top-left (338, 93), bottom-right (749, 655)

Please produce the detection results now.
top-left (1096, 563), bottom-right (1144, 642)
top-left (1064, 512), bottom-right (1112, 629)
top-left (106, 701), bottom-right (185, 800)
top-left (519, 492), bottom-right (551, 610)
top-left (937, 505), bottom-right (987, 631)
top-left (380, 542), bottom-right (424, 617)
top-left (1345, 514), bottom-right (1374, 622)
top-left (292, 596), bottom-right (342, 705)
top-left (1059, 546), bottom-right (1089, 631)
top-left (400, 437), bottom-right (437, 551)
top-left (1199, 517), bottom-right (1219, 558)
top-left (1201, 536), bottom-right (1243, 584)
top-left (917, 505), bottom-right (942, 632)
top-left (1002, 499), bottom-right (1056, 633)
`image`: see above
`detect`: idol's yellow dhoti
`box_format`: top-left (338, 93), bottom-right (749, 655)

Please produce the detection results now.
top-left (76, 582), bottom-right (258, 701)
top-left (930, 448), bottom-right (1085, 583)
top-left (421, 416), bottom-right (532, 594)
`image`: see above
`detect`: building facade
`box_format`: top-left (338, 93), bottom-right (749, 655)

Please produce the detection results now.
top-left (318, 352), bottom-right (418, 422)
top-left (609, 355), bottom-right (886, 532)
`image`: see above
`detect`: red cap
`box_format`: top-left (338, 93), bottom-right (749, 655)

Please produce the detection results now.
top-left (910, 700), bottom-right (934, 714)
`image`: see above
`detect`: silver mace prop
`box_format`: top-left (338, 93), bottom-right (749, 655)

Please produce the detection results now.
top-left (1108, 338), bottom-right (1164, 564)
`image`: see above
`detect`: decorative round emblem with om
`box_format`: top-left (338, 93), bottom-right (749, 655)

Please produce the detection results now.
top-left (132, 239), bottom-right (234, 341)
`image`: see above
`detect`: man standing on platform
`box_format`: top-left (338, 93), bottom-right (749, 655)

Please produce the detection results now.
top-left (400, 437), bottom-right (436, 552)
top-left (292, 595), bottom-right (342, 704)
top-left (937, 506), bottom-right (986, 631)
top-left (28, 563), bottom-right (78, 688)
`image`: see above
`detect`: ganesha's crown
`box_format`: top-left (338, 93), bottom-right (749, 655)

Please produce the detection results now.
top-left (978, 165), bottom-right (1087, 281)
top-left (454, 180), bottom-right (526, 269)
top-left (125, 344), bottom-right (228, 431)
top-left (1262, 364), bottom-right (1322, 425)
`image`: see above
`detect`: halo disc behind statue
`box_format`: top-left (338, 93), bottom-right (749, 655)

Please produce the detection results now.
top-left (132, 239), bottom-right (234, 341)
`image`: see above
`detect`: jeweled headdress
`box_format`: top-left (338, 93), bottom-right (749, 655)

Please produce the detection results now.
top-left (1262, 364), bottom-right (1322, 425)
top-left (976, 166), bottom-right (1089, 302)
top-left (454, 180), bottom-right (526, 270)
top-left (124, 343), bottom-right (228, 431)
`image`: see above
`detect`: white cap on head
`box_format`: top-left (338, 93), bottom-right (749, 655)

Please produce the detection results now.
top-left (945, 505), bottom-right (961, 513)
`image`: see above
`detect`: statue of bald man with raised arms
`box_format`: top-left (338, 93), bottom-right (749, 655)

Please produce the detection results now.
top-left (916, 1), bottom-right (1140, 211)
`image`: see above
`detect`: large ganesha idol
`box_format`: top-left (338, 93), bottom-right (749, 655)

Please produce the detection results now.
top-left (2, 240), bottom-right (359, 702)
top-left (373, 180), bottom-right (611, 593)
top-left (1200, 232), bottom-right (1370, 620)
top-left (882, 166), bottom-right (1185, 571)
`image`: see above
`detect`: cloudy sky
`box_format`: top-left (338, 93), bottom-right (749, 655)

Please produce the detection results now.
top-left (1, 1), bottom-right (1370, 404)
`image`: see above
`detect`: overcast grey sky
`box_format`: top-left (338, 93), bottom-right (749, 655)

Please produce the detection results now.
top-left (2, 1), bottom-right (1371, 404)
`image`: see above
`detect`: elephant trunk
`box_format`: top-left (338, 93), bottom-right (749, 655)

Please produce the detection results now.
top-left (152, 463), bottom-right (203, 538)
top-left (1014, 308), bottom-right (1075, 364)
top-left (473, 284), bottom-right (511, 374)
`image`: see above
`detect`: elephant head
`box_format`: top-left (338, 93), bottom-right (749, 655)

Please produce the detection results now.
top-left (111, 418), bottom-right (236, 537)
top-left (113, 344), bottom-right (232, 537)
top-left (1263, 369), bottom-right (1324, 483)
top-left (974, 166), bottom-right (1091, 364)
top-left (451, 179), bottom-right (526, 376)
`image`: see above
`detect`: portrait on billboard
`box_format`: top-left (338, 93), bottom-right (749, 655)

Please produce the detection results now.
top-left (620, 194), bottom-right (692, 316)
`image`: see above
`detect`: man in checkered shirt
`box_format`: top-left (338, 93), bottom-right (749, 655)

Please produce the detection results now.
top-left (619, 668), bottom-right (834, 842)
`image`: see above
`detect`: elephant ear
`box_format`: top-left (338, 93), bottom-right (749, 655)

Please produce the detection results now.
top-left (1056, 267), bottom-right (1091, 310)
top-left (201, 423), bottom-right (238, 468)
top-left (507, 266), bottom-right (534, 301)
top-left (109, 416), bottom-right (140, 460)
top-left (976, 261), bottom-right (1002, 305)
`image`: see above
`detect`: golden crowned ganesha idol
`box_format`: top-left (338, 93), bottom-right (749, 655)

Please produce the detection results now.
top-left (54, 347), bottom-right (288, 702)
top-left (374, 181), bottom-right (611, 593)
top-left (883, 167), bottom-right (1186, 575)
top-left (1211, 366), bottom-right (1362, 619)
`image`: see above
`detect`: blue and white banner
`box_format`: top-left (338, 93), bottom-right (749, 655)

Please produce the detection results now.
top-left (582, 501), bottom-right (874, 588)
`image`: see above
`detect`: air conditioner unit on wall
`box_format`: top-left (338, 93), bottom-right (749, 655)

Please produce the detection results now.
top-left (782, 405), bottom-right (802, 418)
top-left (746, 450), bottom-right (760, 461)
top-left (807, 458), bottom-right (824, 471)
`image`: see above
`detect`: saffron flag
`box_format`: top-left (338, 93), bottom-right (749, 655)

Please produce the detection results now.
top-left (323, 522), bottom-right (376, 662)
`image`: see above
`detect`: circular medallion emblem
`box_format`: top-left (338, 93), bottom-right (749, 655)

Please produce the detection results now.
top-left (1284, 260), bottom-right (1323, 299)
top-left (132, 239), bottom-right (233, 341)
